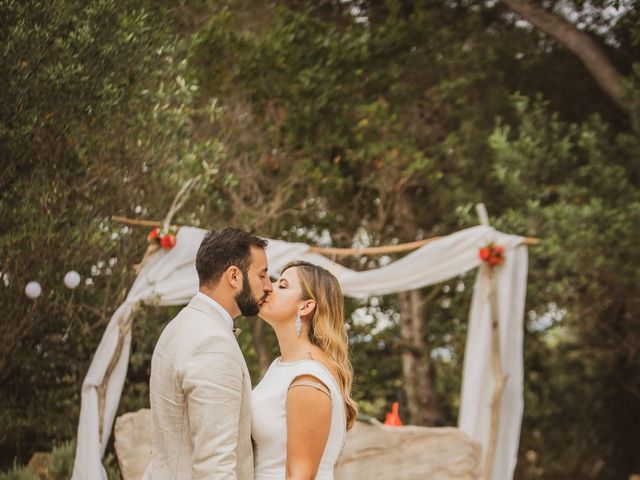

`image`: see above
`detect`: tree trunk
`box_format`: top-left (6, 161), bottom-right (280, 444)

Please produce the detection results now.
top-left (397, 288), bottom-right (445, 426)
top-left (501, 0), bottom-right (627, 111)
top-left (251, 319), bottom-right (270, 375)
top-left (392, 190), bottom-right (444, 426)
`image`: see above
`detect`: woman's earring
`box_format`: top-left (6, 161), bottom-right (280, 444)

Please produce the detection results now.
top-left (295, 314), bottom-right (302, 337)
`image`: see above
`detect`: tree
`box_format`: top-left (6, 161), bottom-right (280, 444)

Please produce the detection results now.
top-left (0, 0), bottom-right (220, 465)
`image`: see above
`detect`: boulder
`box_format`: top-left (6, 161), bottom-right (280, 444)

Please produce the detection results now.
top-left (336, 419), bottom-right (481, 480)
top-left (114, 408), bottom-right (152, 480)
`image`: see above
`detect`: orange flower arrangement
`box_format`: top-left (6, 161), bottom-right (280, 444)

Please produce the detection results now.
top-left (479, 242), bottom-right (505, 267)
top-left (148, 227), bottom-right (177, 250)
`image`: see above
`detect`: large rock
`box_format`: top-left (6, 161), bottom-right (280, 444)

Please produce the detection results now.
top-left (114, 410), bottom-right (480, 480)
top-left (336, 419), bottom-right (481, 480)
top-left (114, 409), bottom-right (152, 480)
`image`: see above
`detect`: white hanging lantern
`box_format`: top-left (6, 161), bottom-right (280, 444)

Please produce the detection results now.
top-left (25, 281), bottom-right (42, 299)
top-left (64, 271), bottom-right (81, 289)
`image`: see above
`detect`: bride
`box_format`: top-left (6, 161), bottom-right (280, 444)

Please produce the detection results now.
top-left (252, 260), bottom-right (358, 479)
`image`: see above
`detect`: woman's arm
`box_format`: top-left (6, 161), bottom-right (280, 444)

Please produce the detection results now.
top-left (285, 374), bottom-right (332, 480)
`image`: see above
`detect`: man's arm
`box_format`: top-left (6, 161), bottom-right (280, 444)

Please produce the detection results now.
top-left (180, 338), bottom-right (244, 479)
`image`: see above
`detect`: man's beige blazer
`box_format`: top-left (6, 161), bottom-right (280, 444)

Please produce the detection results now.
top-left (143, 295), bottom-right (253, 480)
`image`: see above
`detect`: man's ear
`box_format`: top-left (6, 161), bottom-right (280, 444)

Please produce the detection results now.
top-left (300, 299), bottom-right (316, 317)
top-left (225, 266), bottom-right (241, 289)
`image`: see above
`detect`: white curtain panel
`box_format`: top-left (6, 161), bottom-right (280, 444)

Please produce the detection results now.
top-left (72, 225), bottom-right (528, 480)
top-left (457, 232), bottom-right (528, 480)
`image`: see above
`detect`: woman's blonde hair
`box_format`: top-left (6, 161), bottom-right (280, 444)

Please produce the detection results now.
top-left (282, 260), bottom-right (358, 430)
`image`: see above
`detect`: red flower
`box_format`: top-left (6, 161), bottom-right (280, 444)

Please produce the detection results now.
top-left (147, 228), bottom-right (159, 241)
top-left (160, 233), bottom-right (176, 250)
top-left (479, 243), bottom-right (505, 267)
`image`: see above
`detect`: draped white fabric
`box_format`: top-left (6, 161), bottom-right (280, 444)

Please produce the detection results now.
top-left (72, 225), bottom-right (528, 480)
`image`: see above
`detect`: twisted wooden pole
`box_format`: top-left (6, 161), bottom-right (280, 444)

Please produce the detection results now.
top-left (482, 267), bottom-right (508, 480)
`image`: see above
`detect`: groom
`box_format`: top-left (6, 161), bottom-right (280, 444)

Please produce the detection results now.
top-left (144, 227), bottom-right (272, 480)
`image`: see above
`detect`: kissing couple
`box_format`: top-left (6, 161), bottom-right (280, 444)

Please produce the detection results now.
top-left (143, 227), bottom-right (358, 479)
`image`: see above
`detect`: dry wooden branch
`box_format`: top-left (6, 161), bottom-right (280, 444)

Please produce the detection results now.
top-left (111, 216), bottom-right (173, 229)
top-left (97, 311), bottom-right (133, 439)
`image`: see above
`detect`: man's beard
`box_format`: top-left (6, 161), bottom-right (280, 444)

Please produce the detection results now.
top-left (235, 275), bottom-right (262, 317)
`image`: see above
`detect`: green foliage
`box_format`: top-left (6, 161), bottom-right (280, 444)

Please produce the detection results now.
top-left (0, 439), bottom-right (121, 479)
top-left (347, 296), bottom-right (404, 419)
top-left (488, 95), bottom-right (640, 479)
top-left (104, 452), bottom-right (122, 480)
top-left (0, 464), bottom-right (39, 480)
top-left (48, 441), bottom-right (75, 480)
top-left (0, 0), bottom-right (219, 466)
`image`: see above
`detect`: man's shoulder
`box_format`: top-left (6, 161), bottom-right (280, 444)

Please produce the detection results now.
top-left (155, 306), bottom-right (226, 352)
top-left (176, 306), bottom-right (227, 336)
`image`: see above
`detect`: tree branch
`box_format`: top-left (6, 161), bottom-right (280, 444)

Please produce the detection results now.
top-left (501, 0), bottom-right (628, 111)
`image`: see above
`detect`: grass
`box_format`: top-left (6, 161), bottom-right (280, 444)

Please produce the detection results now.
top-left (0, 440), bottom-right (121, 480)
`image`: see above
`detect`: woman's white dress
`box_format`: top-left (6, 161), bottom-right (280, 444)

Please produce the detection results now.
top-left (252, 358), bottom-right (347, 480)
